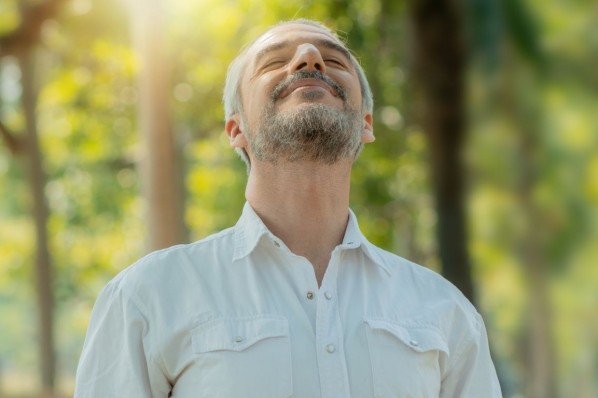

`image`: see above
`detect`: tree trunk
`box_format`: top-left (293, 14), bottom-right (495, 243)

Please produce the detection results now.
top-left (19, 49), bottom-right (56, 398)
top-left (518, 124), bottom-right (556, 398)
top-left (493, 38), bottom-right (557, 395)
top-left (408, 0), bottom-right (475, 302)
top-left (130, 0), bottom-right (184, 251)
top-left (1, 3), bottom-right (64, 395)
top-left (509, 79), bottom-right (557, 398)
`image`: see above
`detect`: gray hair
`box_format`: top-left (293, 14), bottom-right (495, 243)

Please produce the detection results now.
top-left (222, 19), bottom-right (374, 165)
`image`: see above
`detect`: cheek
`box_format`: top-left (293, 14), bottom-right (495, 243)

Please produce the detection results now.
top-left (244, 79), bottom-right (278, 111)
top-left (260, 73), bottom-right (288, 98)
top-left (334, 72), bottom-right (363, 106)
top-left (346, 86), bottom-right (363, 108)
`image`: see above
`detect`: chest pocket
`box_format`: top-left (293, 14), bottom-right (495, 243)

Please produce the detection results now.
top-left (188, 315), bottom-right (293, 398)
top-left (365, 318), bottom-right (448, 398)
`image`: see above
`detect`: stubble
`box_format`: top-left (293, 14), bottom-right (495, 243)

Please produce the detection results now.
top-left (244, 71), bottom-right (364, 164)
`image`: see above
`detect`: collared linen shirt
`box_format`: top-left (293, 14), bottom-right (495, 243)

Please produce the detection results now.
top-left (75, 203), bottom-right (502, 398)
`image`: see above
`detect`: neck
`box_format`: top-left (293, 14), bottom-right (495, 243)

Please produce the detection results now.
top-left (246, 160), bottom-right (352, 285)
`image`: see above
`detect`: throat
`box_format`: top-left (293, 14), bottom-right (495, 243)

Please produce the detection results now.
top-left (310, 254), bottom-right (332, 287)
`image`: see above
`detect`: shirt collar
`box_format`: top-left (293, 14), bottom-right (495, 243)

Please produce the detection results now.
top-left (233, 202), bottom-right (391, 275)
top-left (232, 202), bottom-right (271, 261)
top-left (343, 209), bottom-right (392, 275)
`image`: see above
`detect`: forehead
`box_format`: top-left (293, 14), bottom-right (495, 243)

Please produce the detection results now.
top-left (246, 23), bottom-right (349, 66)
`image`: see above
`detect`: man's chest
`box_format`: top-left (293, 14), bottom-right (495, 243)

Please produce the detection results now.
top-left (155, 262), bottom-right (447, 398)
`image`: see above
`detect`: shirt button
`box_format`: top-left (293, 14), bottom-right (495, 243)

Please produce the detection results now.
top-left (409, 340), bottom-right (419, 347)
top-left (326, 344), bottom-right (336, 353)
top-left (324, 292), bottom-right (333, 300)
top-left (234, 336), bottom-right (244, 343)
top-left (306, 291), bottom-right (314, 300)
top-left (273, 241), bottom-right (280, 248)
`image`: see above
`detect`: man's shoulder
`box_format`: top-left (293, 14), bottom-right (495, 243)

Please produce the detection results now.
top-left (365, 243), bottom-right (484, 347)
top-left (107, 226), bottom-right (236, 295)
top-left (366, 243), bottom-right (479, 317)
top-left (366, 242), bottom-right (445, 283)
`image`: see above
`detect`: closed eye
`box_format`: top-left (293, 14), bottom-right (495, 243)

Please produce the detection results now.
top-left (262, 59), bottom-right (286, 70)
top-left (324, 58), bottom-right (345, 67)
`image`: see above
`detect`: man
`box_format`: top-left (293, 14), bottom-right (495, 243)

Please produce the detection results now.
top-left (75, 19), bottom-right (502, 397)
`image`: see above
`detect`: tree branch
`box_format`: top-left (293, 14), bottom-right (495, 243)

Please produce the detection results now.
top-left (0, 119), bottom-right (24, 155)
top-left (0, 0), bottom-right (65, 56)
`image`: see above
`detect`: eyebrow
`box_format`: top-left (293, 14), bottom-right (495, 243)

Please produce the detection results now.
top-left (253, 38), bottom-right (353, 67)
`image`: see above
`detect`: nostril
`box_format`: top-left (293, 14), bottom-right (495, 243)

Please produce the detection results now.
top-left (296, 62), bottom-right (307, 71)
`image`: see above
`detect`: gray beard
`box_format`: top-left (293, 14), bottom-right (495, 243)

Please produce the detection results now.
top-left (245, 101), bottom-right (363, 164)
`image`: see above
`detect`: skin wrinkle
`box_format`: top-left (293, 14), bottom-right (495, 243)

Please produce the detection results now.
top-left (253, 38), bottom-right (354, 74)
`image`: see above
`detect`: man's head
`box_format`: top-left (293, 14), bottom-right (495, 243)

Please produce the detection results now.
top-left (223, 19), bottom-right (374, 167)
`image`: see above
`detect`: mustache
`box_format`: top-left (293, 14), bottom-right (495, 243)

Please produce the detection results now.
top-left (270, 70), bottom-right (347, 103)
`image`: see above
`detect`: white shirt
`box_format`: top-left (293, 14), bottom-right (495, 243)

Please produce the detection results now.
top-left (75, 203), bottom-right (502, 398)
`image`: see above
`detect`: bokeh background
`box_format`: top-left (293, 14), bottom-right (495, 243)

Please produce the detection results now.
top-left (1, 0), bottom-right (597, 397)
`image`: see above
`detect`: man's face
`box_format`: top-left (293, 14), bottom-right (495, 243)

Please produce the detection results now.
top-left (226, 23), bottom-right (374, 164)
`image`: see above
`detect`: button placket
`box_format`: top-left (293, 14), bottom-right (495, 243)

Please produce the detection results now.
top-left (314, 250), bottom-right (350, 397)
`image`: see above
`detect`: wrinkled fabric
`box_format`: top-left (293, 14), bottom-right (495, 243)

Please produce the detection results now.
top-left (75, 203), bottom-right (502, 398)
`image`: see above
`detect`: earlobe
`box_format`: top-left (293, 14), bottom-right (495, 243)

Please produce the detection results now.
top-left (225, 116), bottom-right (248, 148)
top-left (360, 112), bottom-right (375, 143)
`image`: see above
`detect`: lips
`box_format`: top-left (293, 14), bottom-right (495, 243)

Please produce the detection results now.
top-left (279, 78), bottom-right (338, 99)
top-left (270, 71), bottom-right (347, 103)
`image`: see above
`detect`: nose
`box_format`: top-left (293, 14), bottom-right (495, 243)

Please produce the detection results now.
top-left (289, 44), bottom-right (326, 73)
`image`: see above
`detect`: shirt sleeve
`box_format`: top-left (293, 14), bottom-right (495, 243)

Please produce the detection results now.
top-left (74, 279), bottom-right (171, 397)
top-left (440, 313), bottom-right (503, 398)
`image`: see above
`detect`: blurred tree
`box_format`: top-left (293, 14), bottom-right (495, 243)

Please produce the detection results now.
top-left (19, 49), bottom-right (55, 398)
top-left (514, 89), bottom-right (557, 398)
top-left (130, 0), bottom-right (185, 251)
top-left (465, 0), bottom-right (598, 396)
top-left (0, 1), bottom-right (65, 396)
top-left (407, 0), bottom-right (474, 302)
top-left (490, 2), bottom-right (556, 396)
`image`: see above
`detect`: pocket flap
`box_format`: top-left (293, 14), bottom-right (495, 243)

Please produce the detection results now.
top-left (365, 318), bottom-right (449, 355)
top-left (192, 315), bottom-right (288, 353)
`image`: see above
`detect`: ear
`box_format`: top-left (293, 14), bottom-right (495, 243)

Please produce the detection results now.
top-left (225, 115), bottom-right (249, 148)
top-left (360, 112), bottom-right (375, 143)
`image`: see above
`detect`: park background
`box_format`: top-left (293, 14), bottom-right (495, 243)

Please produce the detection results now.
top-left (0, 0), bottom-right (596, 397)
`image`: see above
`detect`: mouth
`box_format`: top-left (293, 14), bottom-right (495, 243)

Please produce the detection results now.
top-left (279, 78), bottom-right (338, 99)
top-left (271, 71), bottom-right (347, 103)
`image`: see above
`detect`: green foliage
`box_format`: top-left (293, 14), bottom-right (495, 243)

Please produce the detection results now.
top-left (464, 0), bottom-right (501, 52)
top-left (502, 0), bottom-right (545, 65)
top-left (0, 0), bottom-right (20, 36)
